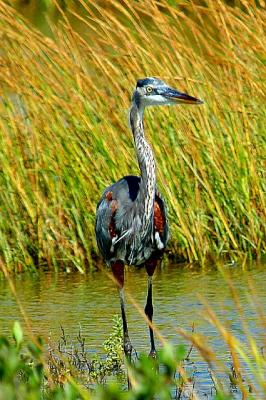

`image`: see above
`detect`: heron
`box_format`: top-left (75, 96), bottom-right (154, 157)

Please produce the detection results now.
top-left (95, 77), bottom-right (203, 359)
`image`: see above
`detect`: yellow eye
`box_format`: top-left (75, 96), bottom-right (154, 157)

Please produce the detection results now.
top-left (146, 86), bottom-right (153, 93)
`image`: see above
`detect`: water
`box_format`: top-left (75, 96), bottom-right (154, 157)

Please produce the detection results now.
top-left (0, 261), bottom-right (265, 397)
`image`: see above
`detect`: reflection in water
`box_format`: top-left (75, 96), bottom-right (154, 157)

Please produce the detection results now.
top-left (0, 262), bottom-right (265, 397)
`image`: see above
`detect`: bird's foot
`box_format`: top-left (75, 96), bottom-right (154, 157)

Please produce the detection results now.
top-left (149, 349), bottom-right (157, 359)
top-left (124, 337), bottom-right (134, 363)
top-left (123, 339), bottom-right (136, 390)
top-left (148, 349), bottom-right (158, 373)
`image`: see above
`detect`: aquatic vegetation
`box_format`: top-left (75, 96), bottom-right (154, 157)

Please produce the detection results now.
top-left (1, 296), bottom-right (265, 400)
top-left (0, 0), bottom-right (265, 272)
top-left (48, 316), bottom-right (124, 385)
top-left (0, 324), bottom-right (83, 399)
top-left (0, 320), bottom-right (229, 399)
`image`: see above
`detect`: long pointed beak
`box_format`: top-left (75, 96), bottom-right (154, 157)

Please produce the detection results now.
top-left (162, 87), bottom-right (203, 105)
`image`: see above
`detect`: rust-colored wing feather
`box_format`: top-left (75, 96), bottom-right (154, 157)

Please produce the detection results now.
top-left (154, 200), bottom-right (165, 234)
top-left (105, 191), bottom-right (118, 239)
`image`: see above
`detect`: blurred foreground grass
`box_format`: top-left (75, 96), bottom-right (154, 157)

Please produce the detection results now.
top-left (0, 0), bottom-right (265, 271)
top-left (1, 273), bottom-right (266, 399)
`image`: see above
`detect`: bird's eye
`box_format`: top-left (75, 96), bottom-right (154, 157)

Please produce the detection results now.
top-left (146, 86), bottom-right (153, 94)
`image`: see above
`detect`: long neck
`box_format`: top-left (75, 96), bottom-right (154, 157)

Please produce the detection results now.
top-left (129, 103), bottom-right (156, 227)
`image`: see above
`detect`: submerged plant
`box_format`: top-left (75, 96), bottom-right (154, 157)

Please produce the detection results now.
top-left (48, 316), bottom-right (124, 385)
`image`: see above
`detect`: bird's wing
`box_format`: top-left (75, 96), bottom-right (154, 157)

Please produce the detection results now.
top-left (154, 192), bottom-right (169, 248)
top-left (154, 199), bottom-right (165, 234)
top-left (95, 176), bottom-right (140, 263)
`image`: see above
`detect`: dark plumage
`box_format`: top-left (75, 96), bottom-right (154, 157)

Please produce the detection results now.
top-left (96, 176), bottom-right (168, 266)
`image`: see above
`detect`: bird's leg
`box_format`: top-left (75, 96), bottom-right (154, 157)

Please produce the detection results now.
top-left (111, 261), bottom-right (133, 362)
top-left (145, 258), bottom-right (157, 358)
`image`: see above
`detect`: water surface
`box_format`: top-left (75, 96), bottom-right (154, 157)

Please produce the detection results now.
top-left (0, 261), bottom-right (265, 398)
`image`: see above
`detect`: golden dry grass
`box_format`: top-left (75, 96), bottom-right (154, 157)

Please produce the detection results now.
top-left (0, 0), bottom-right (265, 271)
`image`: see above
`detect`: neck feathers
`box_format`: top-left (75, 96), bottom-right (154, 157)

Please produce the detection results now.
top-left (129, 100), bottom-right (156, 229)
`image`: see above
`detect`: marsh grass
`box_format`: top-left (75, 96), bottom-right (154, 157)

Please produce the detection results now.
top-left (0, 0), bottom-right (265, 271)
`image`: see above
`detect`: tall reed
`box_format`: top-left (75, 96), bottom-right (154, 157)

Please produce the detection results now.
top-left (0, 0), bottom-right (265, 271)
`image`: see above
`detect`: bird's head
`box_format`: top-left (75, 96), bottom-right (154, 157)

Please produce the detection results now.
top-left (132, 77), bottom-right (203, 109)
